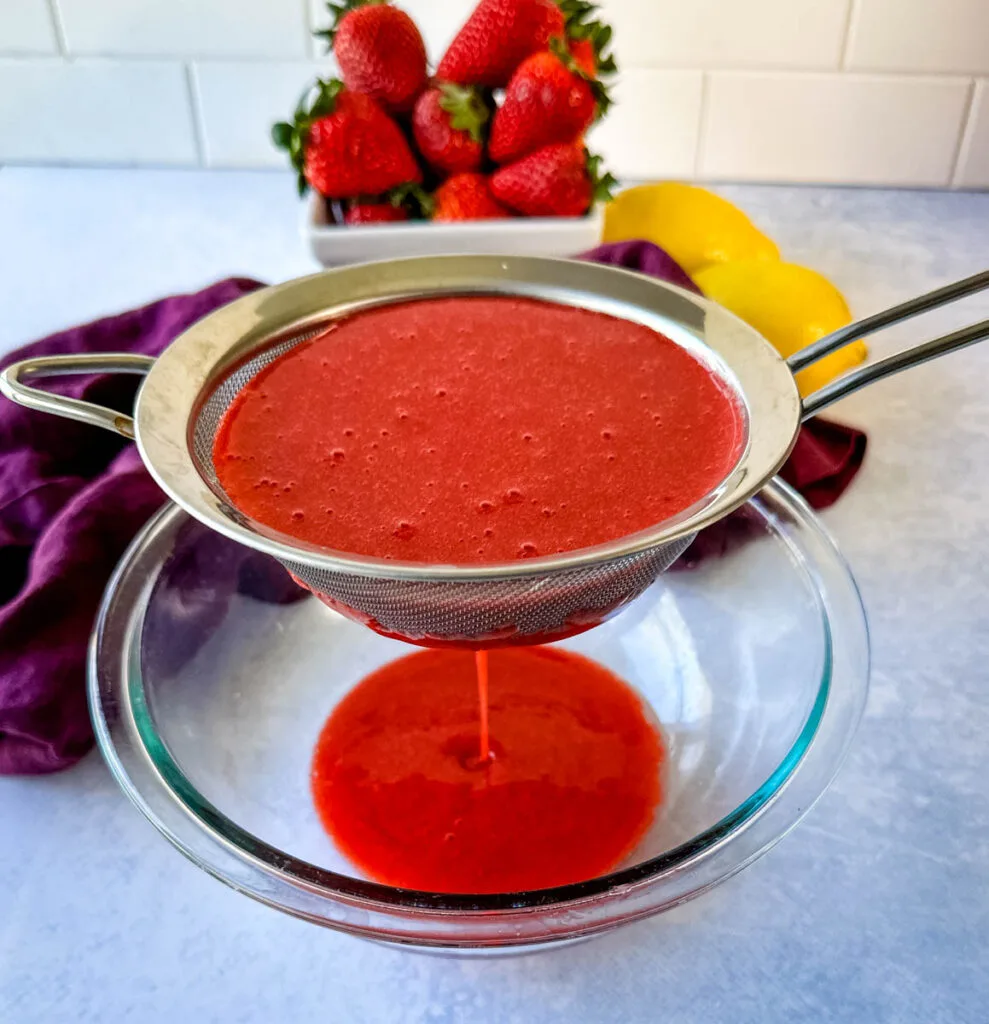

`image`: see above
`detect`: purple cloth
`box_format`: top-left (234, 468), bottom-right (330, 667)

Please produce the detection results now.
top-left (579, 240), bottom-right (702, 295)
top-left (0, 279), bottom-right (268, 774)
top-left (0, 245), bottom-right (865, 776)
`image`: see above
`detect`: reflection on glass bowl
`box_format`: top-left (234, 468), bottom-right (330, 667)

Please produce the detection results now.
top-left (91, 480), bottom-right (868, 953)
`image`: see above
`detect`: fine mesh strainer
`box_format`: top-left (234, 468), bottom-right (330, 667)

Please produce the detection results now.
top-left (3, 257), bottom-right (987, 647)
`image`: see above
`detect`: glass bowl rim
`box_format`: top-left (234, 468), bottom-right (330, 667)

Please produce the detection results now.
top-left (89, 479), bottom-right (869, 920)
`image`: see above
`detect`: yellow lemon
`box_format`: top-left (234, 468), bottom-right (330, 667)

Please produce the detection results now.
top-left (603, 182), bottom-right (780, 275)
top-left (692, 260), bottom-right (868, 398)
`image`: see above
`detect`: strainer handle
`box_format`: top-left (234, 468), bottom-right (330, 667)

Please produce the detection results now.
top-left (788, 269), bottom-right (989, 419)
top-left (0, 353), bottom-right (155, 440)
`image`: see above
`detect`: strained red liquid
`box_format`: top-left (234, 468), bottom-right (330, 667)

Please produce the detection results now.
top-left (311, 647), bottom-right (664, 893)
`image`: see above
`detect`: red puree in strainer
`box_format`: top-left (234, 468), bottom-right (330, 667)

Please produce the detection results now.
top-left (214, 295), bottom-right (738, 893)
top-left (213, 296), bottom-right (743, 563)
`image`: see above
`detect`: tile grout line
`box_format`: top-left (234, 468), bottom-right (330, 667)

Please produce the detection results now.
top-left (6, 51), bottom-right (312, 63)
top-left (692, 72), bottom-right (711, 180)
top-left (839, 0), bottom-right (859, 70)
top-left (0, 50), bottom-right (974, 85)
top-left (303, 0), bottom-right (319, 60)
top-left (949, 79), bottom-right (979, 188)
top-left (45, 0), bottom-right (68, 56)
top-left (184, 62), bottom-right (208, 168)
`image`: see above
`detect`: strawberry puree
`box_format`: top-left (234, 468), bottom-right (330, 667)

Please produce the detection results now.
top-left (311, 646), bottom-right (664, 893)
top-left (213, 296), bottom-right (743, 564)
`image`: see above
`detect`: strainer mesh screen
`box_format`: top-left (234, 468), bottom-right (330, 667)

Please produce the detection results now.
top-left (187, 325), bottom-right (696, 644)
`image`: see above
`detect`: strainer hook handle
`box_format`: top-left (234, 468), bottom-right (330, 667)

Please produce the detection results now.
top-left (0, 353), bottom-right (155, 440)
top-left (787, 269), bottom-right (989, 419)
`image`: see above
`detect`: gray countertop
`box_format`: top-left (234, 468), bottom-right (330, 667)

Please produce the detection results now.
top-left (0, 168), bottom-right (987, 1024)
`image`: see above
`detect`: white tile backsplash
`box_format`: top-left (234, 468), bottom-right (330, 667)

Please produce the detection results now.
top-left (955, 80), bottom-right (989, 188)
top-left (0, 0), bottom-right (984, 186)
top-left (603, 0), bottom-right (850, 70)
top-left (848, 0), bottom-right (989, 75)
top-left (0, 58), bottom-right (197, 163)
top-left (0, 0), bottom-right (58, 54)
top-left (193, 61), bottom-right (331, 167)
top-left (700, 73), bottom-right (971, 186)
top-left (588, 70), bottom-right (703, 179)
top-left (58, 0), bottom-right (308, 58)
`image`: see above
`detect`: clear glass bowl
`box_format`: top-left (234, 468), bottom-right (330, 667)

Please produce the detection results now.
top-left (90, 480), bottom-right (868, 952)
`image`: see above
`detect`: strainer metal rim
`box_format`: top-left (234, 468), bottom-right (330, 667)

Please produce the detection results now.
top-left (134, 255), bottom-right (802, 581)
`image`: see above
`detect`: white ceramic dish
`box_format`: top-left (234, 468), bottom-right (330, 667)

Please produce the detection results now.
top-left (305, 194), bottom-right (603, 266)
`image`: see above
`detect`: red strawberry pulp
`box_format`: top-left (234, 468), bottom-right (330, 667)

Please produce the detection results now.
top-left (212, 294), bottom-right (729, 894)
top-left (311, 646), bottom-right (665, 893)
top-left (212, 295), bottom-right (744, 564)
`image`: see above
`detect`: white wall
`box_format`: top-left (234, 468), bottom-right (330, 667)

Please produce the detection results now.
top-left (1, 0), bottom-right (987, 187)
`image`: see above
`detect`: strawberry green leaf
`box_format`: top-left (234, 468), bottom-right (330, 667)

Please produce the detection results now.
top-left (585, 149), bottom-right (617, 204)
top-left (548, 35), bottom-right (572, 60)
top-left (587, 76), bottom-right (612, 118)
top-left (271, 122), bottom-right (294, 149)
top-left (387, 182), bottom-right (434, 219)
top-left (308, 78), bottom-right (345, 120)
top-left (437, 83), bottom-right (490, 145)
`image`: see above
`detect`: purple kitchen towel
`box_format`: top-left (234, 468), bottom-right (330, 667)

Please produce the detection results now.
top-left (0, 245), bottom-right (865, 776)
top-left (579, 239), bottom-right (702, 295)
top-left (0, 279), bottom-right (270, 774)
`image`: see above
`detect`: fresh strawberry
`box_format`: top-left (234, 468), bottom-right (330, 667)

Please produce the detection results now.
top-left (568, 37), bottom-right (597, 77)
top-left (489, 41), bottom-right (607, 164)
top-left (490, 141), bottom-right (614, 216)
top-left (343, 200), bottom-right (410, 224)
top-left (432, 173), bottom-right (511, 221)
top-left (412, 83), bottom-right (490, 175)
top-left (318, 1), bottom-right (427, 112)
top-left (559, 0), bottom-right (617, 78)
top-left (436, 0), bottom-right (564, 88)
top-left (272, 79), bottom-right (421, 198)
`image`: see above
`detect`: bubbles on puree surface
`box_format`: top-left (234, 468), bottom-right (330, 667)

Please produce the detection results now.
top-left (212, 296), bottom-right (743, 564)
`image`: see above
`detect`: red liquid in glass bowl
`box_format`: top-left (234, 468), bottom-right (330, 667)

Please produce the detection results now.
top-left (311, 646), bottom-right (665, 894)
top-left (213, 296), bottom-right (744, 566)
